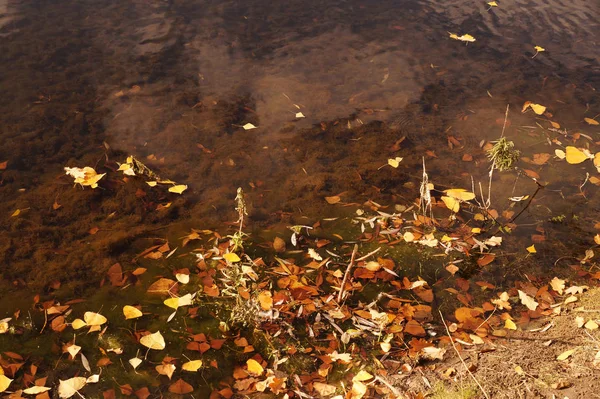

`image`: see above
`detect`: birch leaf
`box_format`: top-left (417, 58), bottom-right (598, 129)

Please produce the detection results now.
top-left (242, 123), bottom-right (257, 130)
top-left (84, 312), bottom-right (107, 326)
top-left (168, 185), bottom-right (188, 194)
top-left (140, 331), bottom-right (166, 350)
top-left (123, 305), bottom-right (143, 320)
top-left (58, 377), bottom-right (87, 398)
top-left (182, 360), bottom-right (203, 372)
top-left (565, 146), bottom-right (589, 164)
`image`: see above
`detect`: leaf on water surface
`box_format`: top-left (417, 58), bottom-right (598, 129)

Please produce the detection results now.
top-left (147, 278), bottom-right (177, 295)
top-left (164, 293), bottom-right (193, 309)
top-left (182, 360), bottom-right (203, 372)
top-left (531, 153), bottom-right (551, 165)
top-left (223, 253), bottom-right (241, 263)
top-left (168, 185), bottom-right (187, 194)
top-left (58, 377), bottom-right (87, 398)
top-left (555, 149), bottom-right (566, 159)
top-left (387, 157), bottom-right (403, 168)
top-left (565, 146), bottom-right (591, 164)
top-left (23, 386), bottom-right (51, 394)
top-left (156, 363), bottom-right (176, 379)
top-left (0, 375), bottom-right (12, 393)
top-left (242, 123), bottom-right (257, 130)
top-left (11, 209), bottom-right (20, 217)
top-left (522, 102), bottom-right (547, 115)
top-left (140, 331), bottom-right (166, 350)
top-left (488, 1), bottom-right (498, 6)
top-left (534, 45), bottom-right (545, 52)
top-left (168, 379), bottom-right (194, 394)
top-left (71, 319), bottom-right (87, 330)
top-left (66, 344), bottom-right (81, 358)
top-left (441, 196), bottom-right (459, 213)
top-left (175, 273), bottom-right (189, 284)
top-left (123, 305), bottom-right (143, 320)
top-left (64, 166), bottom-right (105, 189)
top-left (246, 359), bottom-right (264, 376)
top-left (584, 118), bottom-right (599, 126)
top-left (518, 290), bottom-right (539, 311)
top-left (325, 195), bottom-right (341, 204)
top-left (448, 32), bottom-right (476, 42)
top-left (83, 312), bottom-right (107, 326)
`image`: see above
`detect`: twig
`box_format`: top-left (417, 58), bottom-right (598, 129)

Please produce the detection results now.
top-left (356, 247), bottom-right (381, 262)
top-left (40, 309), bottom-right (48, 334)
top-left (338, 244), bottom-right (359, 303)
top-left (374, 376), bottom-right (404, 398)
top-left (439, 310), bottom-right (490, 399)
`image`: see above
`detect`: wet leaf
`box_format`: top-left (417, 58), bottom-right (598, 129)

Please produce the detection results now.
top-left (123, 306), bottom-right (142, 320)
top-left (448, 32), bottom-right (476, 42)
top-left (518, 290), bottom-right (539, 311)
top-left (565, 146), bottom-right (589, 164)
top-left (584, 118), bottom-right (599, 126)
top-left (488, 1), bottom-right (498, 6)
top-left (441, 196), bottom-right (459, 212)
top-left (64, 166), bottom-right (105, 189)
top-left (0, 375), bottom-right (12, 393)
top-left (445, 188), bottom-right (476, 201)
top-left (182, 360), bottom-right (203, 372)
top-left (223, 253), bottom-right (241, 263)
top-left (129, 357), bottom-right (142, 370)
top-left (71, 319), bottom-right (87, 329)
top-left (58, 377), bottom-right (87, 398)
top-left (258, 291), bottom-right (273, 311)
top-left (555, 149), bottom-right (566, 159)
top-left (0, 160), bottom-right (7, 170)
top-left (557, 349), bottom-right (575, 361)
top-left (168, 379), bottom-right (193, 394)
top-left (156, 364), bottom-right (176, 379)
top-left (84, 312), bottom-right (107, 326)
top-left (140, 331), bottom-right (166, 350)
top-left (534, 45), bottom-right (545, 53)
top-left (295, 112), bottom-right (305, 118)
top-left (325, 195), bottom-right (341, 204)
top-left (522, 102), bottom-right (546, 115)
top-left (273, 237), bottom-right (286, 253)
top-left (246, 359), bottom-right (264, 376)
top-left (387, 157), bottom-right (403, 168)
top-left (168, 185), bottom-right (188, 194)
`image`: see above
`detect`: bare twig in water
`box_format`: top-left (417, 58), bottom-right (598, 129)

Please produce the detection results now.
top-left (439, 310), bottom-right (490, 399)
top-left (338, 244), bottom-right (359, 304)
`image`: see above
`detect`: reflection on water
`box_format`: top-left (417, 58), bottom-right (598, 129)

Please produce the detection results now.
top-left (0, 0), bottom-right (599, 287)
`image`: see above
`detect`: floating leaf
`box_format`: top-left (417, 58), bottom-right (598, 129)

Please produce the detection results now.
top-left (11, 209), bottom-right (20, 217)
top-left (522, 102), bottom-right (547, 115)
top-left (84, 312), bottom-right (107, 326)
top-left (534, 45), bottom-right (545, 53)
top-left (64, 167), bottom-right (105, 189)
top-left (242, 123), bottom-right (257, 130)
top-left (487, 1), bottom-right (498, 6)
top-left (518, 290), bottom-right (539, 311)
top-left (223, 253), bottom-right (241, 263)
top-left (441, 196), bottom-right (459, 212)
top-left (387, 157), bottom-right (403, 168)
top-left (175, 273), bottom-right (189, 284)
top-left (565, 146), bottom-right (589, 164)
top-left (164, 293), bottom-right (193, 309)
top-left (585, 320), bottom-right (599, 330)
top-left (58, 377), bottom-right (87, 398)
top-left (123, 306), bottom-right (143, 320)
top-left (0, 375), bottom-right (12, 393)
top-left (168, 379), bottom-right (194, 394)
top-left (448, 32), bottom-right (476, 42)
top-left (295, 112), bottom-right (305, 118)
top-left (584, 118), bottom-right (599, 126)
top-left (168, 185), bottom-right (188, 194)
top-left (555, 149), bottom-right (566, 159)
top-left (129, 357), bottom-right (143, 370)
top-left (557, 349), bottom-right (575, 361)
top-left (140, 331), bottom-right (166, 350)
top-left (182, 360), bottom-right (203, 372)
top-left (246, 359), bottom-right (264, 376)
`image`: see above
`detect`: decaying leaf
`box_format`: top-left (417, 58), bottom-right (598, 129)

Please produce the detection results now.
top-left (168, 185), bottom-right (188, 194)
top-left (58, 377), bottom-right (87, 398)
top-left (518, 290), bottom-right (539, 311)
top-left (168, 379), bottom-right (194, 394)
top-left (557, 349), bottom-right (576, 361)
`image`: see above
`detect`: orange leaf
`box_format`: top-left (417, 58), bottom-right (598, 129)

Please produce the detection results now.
top-left (168, 379), bottom-right (193, 394)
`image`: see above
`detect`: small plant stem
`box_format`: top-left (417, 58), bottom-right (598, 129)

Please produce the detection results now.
top-left (439, 310), bottom-right (490, 399)
top-left (337, 244), bottom-right (359, 304)
top-left (509, 182), bottom-right (544, 224)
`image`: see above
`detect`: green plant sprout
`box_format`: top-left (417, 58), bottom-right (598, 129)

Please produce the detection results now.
top-left (487, 137), bottom-right (520, 172)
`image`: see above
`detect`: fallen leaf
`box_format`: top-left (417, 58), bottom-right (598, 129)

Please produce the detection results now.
top-left (522, 102), bottom-right (547, 115)
top-left (0, 161), bottom-right (7, 170)
top-left (182, 360), bottom-right (203, 372)
top-left (448, 32), bottom-right (476, 42)
top-left (505, 319), bottom-right (517, 330)
top-left (526, 245), bottom-right (536, 254)
top-left (445, 188), bottom-right (476, 201)
top-left (388, 157), bottom-right (403, 168)
top-left (129, 358), bottom-right (142, 370)
top-left (168, 379), bottom-right (193, 394)
top-left (156, 364), bottom-right (176, 379)
top-left (23, 386), bottom-right (51, 394)
top-left (140, 331), bottom-right (166, 350)
top-left (565, 146), bottom-right (590, 164)
top-left (585, 320), bottom-right (599, 330)
top-left (242, 123), bottom-right (257, 130)
top-left (585, 118), bottom-right (599, 126)
top-left (223, 253), bottom-right (241, 263)
top-left (550, 277), bottom-right (566, 295)
top-left (518, 290), bottom-right (539, 311)
top-left (84, 312), bottom-right (107, 326)
top-left (557, 349), bottom-right (575, 361)
top-left (0, 375), bottom-right (12, 393)
top-left (168, 185), bottom-right (188, 194)
top-left (58, 377), bottom-right (87, 398)
top-left (246, 359), bottom-right (264, 376)
top-left (441, 196), bottom-right (459, 212)
top-left (325, 195), bottom-right (341, 204)
top-left (313, 382), bottom-right (337, 397)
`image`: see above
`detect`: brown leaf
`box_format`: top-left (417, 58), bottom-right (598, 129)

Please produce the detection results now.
top-left (169, 379), bottom-right (194, 394)
top-left (107, 263), bottom-right (125, 287)
top-left (273, 237), bottom-right (286, 253)
top-left (147, 278), bottom-right (177, 295)
top-left (325, 196), bottom-right (341, 204)
top-left (404, 320), bottom-right (426, 337)
top-left (89, 227), bottom-right (100, 235)
top-left (477, 253), bottom-right (496, 266)
top-left (0, 160), bottom-right (7, 170)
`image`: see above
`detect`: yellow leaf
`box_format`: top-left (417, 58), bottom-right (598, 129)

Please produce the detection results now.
top-left (164, 297), bottom-right (180, 309)
top-left (182, 360), bottom-right (203, 372)
top-left (565, 146), bottom-right (589, 164)
top-left (518, 290), bottom-right (539, 311)
top-left (146, 181), bottom-right (158, 187)
top-left (350, 381), bottom-right (368, 399)
top-left (403, 231), bottom-right (415, 242)
top-left (295, 112), bottom-right (305, 118)
top-left (514, 365), bottom-right (524, 375)
top-left (242, 123), bottom-right (257, 130)
top-left (584, 118), bottom-right (599, 126)
top-left (140, 331), bottom-right (166, 350)
top-left (352, 370), bottom-right (374, 382)
top-left (387, 157), bottom-right (403, 168)
top-left (168, 185), bottom-right (188, 194)
top-left (23, 386), bottom-right (51, 394)
top-left (505, 319), bottom-right (517, 330)
top-left (526, 245), bottom-right (536, 254)
top-left (594, 153), bottom-right (600, 168)
top-left (471, 227), bottom-right (481, 234)
top-left (441, 196), bottom-right (460, 213)
top-left (58, 377), bottom-right (87, 398)
top-left (555, 149), bottom-right (566, 159)
top-left (445, 188), bottom-right (476, 201)
top-left (223, 253), bottom-right (241, 263)
top-left (488, 1), bottom-right (498, 6)
top-left (557, 349), bottom-right (575, 361)
top-left (585, 320), bottom-right (599, 330)
top-left (550, 121), bottom-right (560, 129)
top-left (11, 209), bottom-right (20, 217)
top-left (123, 305), bottom-right (143, 320)
top-left (246, 359), bottom-right (264, 376)
top-left (522, 102), bottom-right (546, 115)
top-left (595, 234), bottom-right (600, 245)
top-left (84, 312), bottom-right (107, 326)
top-left (0, 375), bottom-right (12, 393)
top-left (71, 319), bottom-right (87, 329)
top-left (534, 46), bottom-right (545, 53)
top-left (448, 32), bottom-right (476, 42)
top-left (258, 291), bottom-right (273, 311)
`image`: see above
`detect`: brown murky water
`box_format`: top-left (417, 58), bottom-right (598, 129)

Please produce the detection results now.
top-left (0, 0), bottom-right (599, 292)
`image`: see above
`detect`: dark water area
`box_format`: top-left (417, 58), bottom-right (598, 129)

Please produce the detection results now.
top-left (1, 0), bottom-right (599, 290)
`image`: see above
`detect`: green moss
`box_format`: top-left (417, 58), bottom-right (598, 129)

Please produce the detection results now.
top-left (431, 382), bottom-right (478, 399)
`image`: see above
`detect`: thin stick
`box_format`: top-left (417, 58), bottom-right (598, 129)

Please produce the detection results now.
top-left (356, 247), bottom-right (381, 262)
top-left (337, 244), bottom-right (359, 303)
top-left (439, 310), bottom-right (490, 399)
